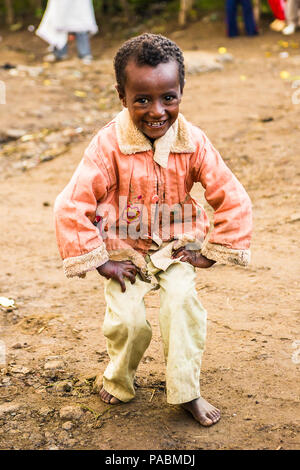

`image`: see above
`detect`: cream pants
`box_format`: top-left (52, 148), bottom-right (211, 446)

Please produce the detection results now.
top-left (102, 259), bottom-right (207, 405)
top-left (286, 0), bottom-right (300, 24)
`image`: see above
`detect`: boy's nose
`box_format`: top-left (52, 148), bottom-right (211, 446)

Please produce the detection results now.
top-left (148, 100), bottom-right (165, 118)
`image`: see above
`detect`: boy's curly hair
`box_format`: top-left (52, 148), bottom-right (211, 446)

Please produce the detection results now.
top-left (114, 33), bottom-right (185, 95)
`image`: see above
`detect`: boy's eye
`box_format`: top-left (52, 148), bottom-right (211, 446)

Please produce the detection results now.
top-left (136, 98), bottom-right (149, 104)
top-left (164, 95), bottom-right (177, 103)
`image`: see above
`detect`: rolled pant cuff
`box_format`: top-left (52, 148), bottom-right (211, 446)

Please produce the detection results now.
top-left (102, 377), bottom-right (135, 403)
top-left (166, 389), bottom-right (201, 405)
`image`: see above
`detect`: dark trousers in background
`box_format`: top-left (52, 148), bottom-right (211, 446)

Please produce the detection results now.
top-left (226, 0), bottom-right (258, 37)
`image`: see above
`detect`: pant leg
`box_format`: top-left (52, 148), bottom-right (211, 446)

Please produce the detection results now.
top-left (285, 0), bottom-right (299, 24)
top-left (226, 0), bottom-right (240, 37)
top-left (157, 261), bottom-right (207, 405)
top-left (102, 275), bottom-right (153, 402)
top-left (54, 42), bottom-right (68, 59)
top-left (75, 32), bottom-right (92, 58)
top-left (268, 0), bottom-right (286, 20)
top-left (241, 0), bottom-right (258, 35)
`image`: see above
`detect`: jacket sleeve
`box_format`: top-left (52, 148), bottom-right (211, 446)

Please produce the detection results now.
top-left (54, 137), bottom-right (112, 278)
top-left (191, 132), bottom-right (252, 266)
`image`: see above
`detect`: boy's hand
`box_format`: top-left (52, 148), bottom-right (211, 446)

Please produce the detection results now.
top-left (172, 247), bottom-right (216, 268)
top-left (97, 260), bottom-right (140, 293)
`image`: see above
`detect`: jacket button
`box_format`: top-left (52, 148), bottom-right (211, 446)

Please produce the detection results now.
top-left (152, 195), bottom-right (159, 203)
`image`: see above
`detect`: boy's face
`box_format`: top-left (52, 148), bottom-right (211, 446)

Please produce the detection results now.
top-left (117, 60), bottom-right (183, 140)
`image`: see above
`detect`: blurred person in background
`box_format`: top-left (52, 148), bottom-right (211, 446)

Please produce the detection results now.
top-left (268, 0), bottom-right (286, 31)
top-left (36, 0), bottom-right (98, 64)
top-left (282, 0), bottom-right (300, 34)
top-left (226, 0), bottom-right (258, 37)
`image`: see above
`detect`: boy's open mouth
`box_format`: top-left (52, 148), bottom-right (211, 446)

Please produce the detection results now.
top-left (144, 120), bottom-right (167, 128)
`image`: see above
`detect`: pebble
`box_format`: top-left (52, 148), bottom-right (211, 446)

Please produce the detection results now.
top-left (217, 53), bottom-right (234, 64)
top-left (39, 407), bottom-right (52, 417)
top-left (62, 421), bottom-right (73, 431)
top-left (66, 439), bottom-right (77, 447)
top-left (289, 213), bottom-right (300, 223)
top-left (183, 51), bottom-right (233, 75)
top-left (5, 129), bottom-right (27, 140)
top-left (44, 360), bottom-right (64, 370)
top-left (59, 405), bottom-right (83, 421)
top-left (0, 403), bottom-right (21, 418)
top-left (54, 381), bottom-right (73, 393)
top-left (11, 366), bottom-right (31, 374)
top-left (1, 377), bottom-right (11, 386)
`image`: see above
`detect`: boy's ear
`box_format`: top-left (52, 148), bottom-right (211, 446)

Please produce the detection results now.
top-left (115, 84), bottom-right (127, 107)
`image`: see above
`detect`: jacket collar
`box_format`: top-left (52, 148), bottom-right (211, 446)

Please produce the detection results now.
top-left (115, 108), bottom-right (196, 168)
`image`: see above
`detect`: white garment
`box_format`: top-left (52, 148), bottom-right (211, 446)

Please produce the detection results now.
top-left (36, 0), bottom-right (98, 49)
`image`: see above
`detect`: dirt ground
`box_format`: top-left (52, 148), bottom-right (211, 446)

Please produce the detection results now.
top-left (0, 20), bottom-right (299, 450)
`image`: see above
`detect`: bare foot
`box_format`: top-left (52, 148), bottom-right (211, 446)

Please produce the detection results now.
top-left (182, 397), bottom-right (220, 426)
top-left (99, 387), bottom-right (121, 405)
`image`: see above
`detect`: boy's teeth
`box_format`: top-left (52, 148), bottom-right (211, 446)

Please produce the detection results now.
top-left (147, 121), bottom-right (165, 127)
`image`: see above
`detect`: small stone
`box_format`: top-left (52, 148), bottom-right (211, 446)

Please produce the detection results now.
top-left (5, 129), bottom-right (27, 139)
top-left (184, 51), bottom-right (224, 75)
top-left (54, 381), bottom-right (73, 393)
top-left (59, 405), bottom-right (83, 421)
top-left (66, 438), bottom-right (77, 447)
top-left (43, 369), bottom-right (59, 380)
top-left (289, 213), bottom-right (300, 223)
top-left (0, 297), bottom-right (15, 308)
top-left (1, 377), bottom-right (11, 386)
top-left (62, 421), bottom-right (73, 431)
top-left (39, 407), bottom-right (52, 417)
top-left (216, 53), bottom-right (234, 63)
top-left (12, 343), bottom-right (22, 349)
top-left (0, 403), bottom-right (21, 418)
top-left (11, 366), bottom-right (31, 374)
top-left (44, 360), bottom-right (64, 371)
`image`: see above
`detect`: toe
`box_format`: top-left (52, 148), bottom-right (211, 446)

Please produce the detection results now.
top-left (201, 416), bottom-right (214, 426)
top-left (110, 396), bottom-right (120, 404)
top-left (206, 411), bottom-right (215, 421)
top-left (100, 389), bottom-right (110, 403)
top-left (211, 411), bottom-right (221, 423)
top-left (99, 388), bottom-right (121, 405)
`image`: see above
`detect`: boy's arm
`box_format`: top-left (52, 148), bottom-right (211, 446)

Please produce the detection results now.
top-left (191, 132), bottom-right (252, 266)
top-left (54, 139), bottom-right (113, 278)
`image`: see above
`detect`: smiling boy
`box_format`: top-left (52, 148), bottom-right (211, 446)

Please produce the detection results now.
top-left (54, 34), bottom-right (252, 427)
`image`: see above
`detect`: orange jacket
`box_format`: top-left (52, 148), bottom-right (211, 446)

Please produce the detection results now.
top-left (54, 109), bottom-right (252, 280)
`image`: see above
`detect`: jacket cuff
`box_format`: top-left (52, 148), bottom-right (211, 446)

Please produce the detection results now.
top-left (201, 241), bottom-right (251, 267)
top-left (63, 244), bottom-right (109, 278)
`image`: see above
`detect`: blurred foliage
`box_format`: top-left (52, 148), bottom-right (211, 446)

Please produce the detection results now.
top-left (0, 0), bottom-right (272, 26)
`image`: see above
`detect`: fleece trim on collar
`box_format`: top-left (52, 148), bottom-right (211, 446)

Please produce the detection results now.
top-left (115, 108), bottom-right (196, 168)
